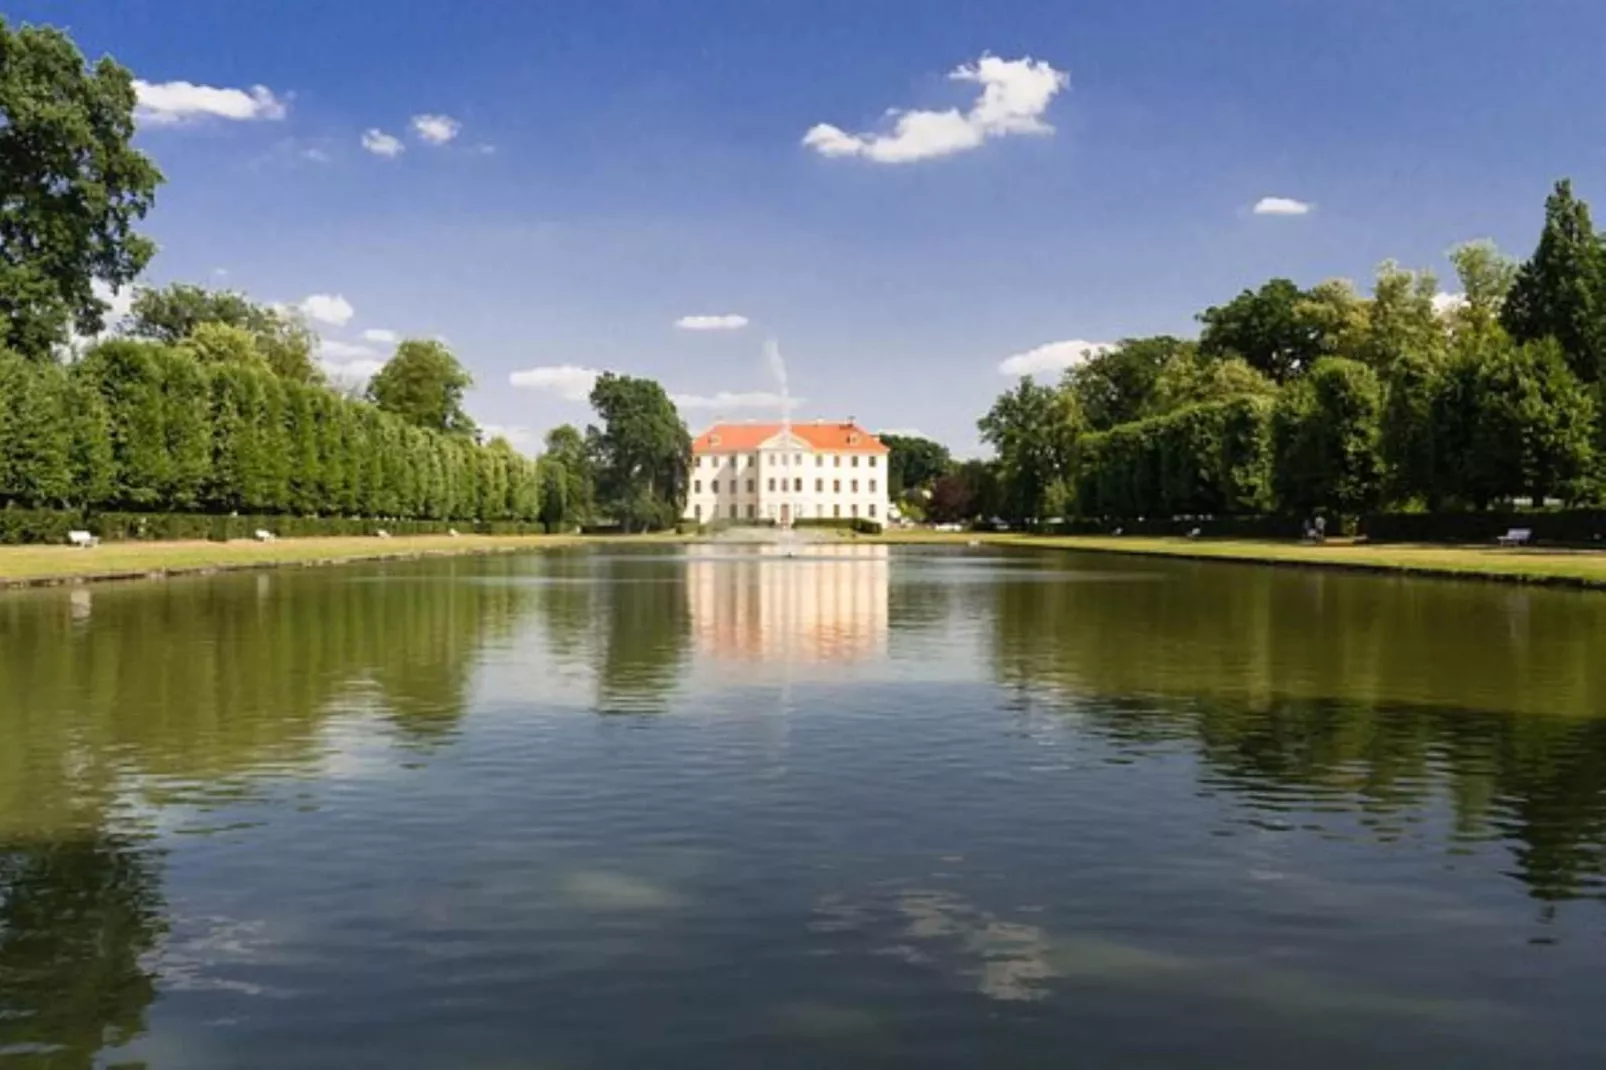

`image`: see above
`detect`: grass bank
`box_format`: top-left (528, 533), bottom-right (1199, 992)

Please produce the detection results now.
top-left (0, 533), bottom-right (626, 588)
top-left (874, 530), bottom-right (1606, 589)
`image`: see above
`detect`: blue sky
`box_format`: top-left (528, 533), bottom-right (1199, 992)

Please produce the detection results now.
top-left (15, 0), bottom-right (1606, 452)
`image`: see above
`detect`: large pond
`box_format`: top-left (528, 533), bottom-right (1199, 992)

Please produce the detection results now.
top-left (3, 544), bottom-right (1605, 1068)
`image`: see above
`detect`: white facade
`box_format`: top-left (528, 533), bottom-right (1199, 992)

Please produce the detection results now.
top-left (685, 425), bottom-right (890, 526)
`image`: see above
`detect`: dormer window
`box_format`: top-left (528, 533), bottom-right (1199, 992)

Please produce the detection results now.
top-left (848, 433), bottom-right (861, 446)
top-left (709, 434), bottom-right (721, 447)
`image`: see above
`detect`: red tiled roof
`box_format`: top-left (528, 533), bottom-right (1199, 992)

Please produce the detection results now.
top-left (692, 421), bottom-right (889, 454)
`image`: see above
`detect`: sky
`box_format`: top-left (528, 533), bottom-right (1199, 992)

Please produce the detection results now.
top-left (13, 0), bottom-right (1606, 454)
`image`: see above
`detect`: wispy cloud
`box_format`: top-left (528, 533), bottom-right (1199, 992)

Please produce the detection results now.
top-left (672, 391), bottom-right (797, 411)
top-left (134, 80), bottom-right (288, 125)
top-left (998, 338), bottom-right (1113, 377)
top-left (361, 129), bottom-right (405, 157)
top-left (361, 328), bottom-right (400, 344)
top-left (674, 314), bottom-right (750, 331)
top-left (299, 293), bottom-right (355, 327)
top-left (509, 364), bottom-right (602, 402)
top-left (1252, 196), bottom-right (1313, 216)
top-left (803, 54), bottom-right (1068, 164)
top-left (411, 114), bottom-right (461, 145)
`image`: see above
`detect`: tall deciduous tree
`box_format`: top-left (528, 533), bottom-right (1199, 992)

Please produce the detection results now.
top-left (1065, 337), bottom-right (1189, 430)
top-left (366, 339), bottom-right (477, 437)
top-left (1446, 240), bottom-right (1517, 344)
top-left (1271, 357), bottom-right (1384, 515)
top-left (0, 18), bottom-right (162, 358)
top-left (880, 433), bottom-right (952, 498)
top-left (1199, 278), bottom-right (1331, 383)
top-left (1145, 351), bottom-right (1276, 416)
top-left (978, 376), bottom-right (1083, 522)
top-left (586, 374), bottom-right (690, 531)
top-left (1360, 261), bottom-right (1444, 374)
top-left (1502, 179), bottom-right (1606, 383)
top-left (542, 424), bottom-right (594, 526)
top-left (127, 283), bottom-right (320, 381)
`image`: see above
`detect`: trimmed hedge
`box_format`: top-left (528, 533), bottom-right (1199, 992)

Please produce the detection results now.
top-left (1041, 514), bottom-right (1309, 539)
top-left (1360, 510), bottom-right (1606, 545)
top-left (0, 507), bottom-right (551, 545)
top-left (1073, 395), bottom-right (1274, 519)
top-left (792, 517), bottom-right (883, 535)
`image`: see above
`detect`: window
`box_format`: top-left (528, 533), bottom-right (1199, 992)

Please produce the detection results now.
top-left (851, 504), bottom-right (860, 518)
top-left (768, 478), bottom-right (776, 492)
top-left (750, 454), bottom-right (758, 467)
top-left (730, 504), bottom-right (738, 519)
top-left (816, 504), bottom-right (825, 517)
top-left (694, 480), bottom-right (702, 493)
top-left (834, 455), bottom-right (841, 467)
top-left (869, 456), bottom-right (878, 468)
top-left (794, 453), bottom-right (802, 466)
top-left (833, 504), bottom-right (840, 518)
top-left (747, 480), bottom-right (755, 493)
top-left (852, 455), bottom-right (860, 468)
top-left (851, 480), bottom-right (858, 493)
top-left (869, 504), bottom-right (877, 518)
top-left (794, 478), bottom-right (802, 492)
top-left (869, 479), bottom-right (877, 493)
top-left (695, 504), bottom-right (703, 519)
top-left (728, 480), bottom-right (736, 494)
top-left (747, 504), bottom-right (756, 519)
top-left (816, 455), bottom-right (823, 467)
top-left (833, 480), bottom-right (840, 493)
top-left (815, 478), bottom-right (823, 492)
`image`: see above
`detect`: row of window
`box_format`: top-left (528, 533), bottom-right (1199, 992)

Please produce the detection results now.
top-left (692, 478), bottom-right (877, 494)
top-left (693, 503), bottom-right (878, 520)
top-left (695, 453), bottom-right (876, 469)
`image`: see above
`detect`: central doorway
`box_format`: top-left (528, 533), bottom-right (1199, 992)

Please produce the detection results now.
top-left (779, 503), bottom-right (791, 527)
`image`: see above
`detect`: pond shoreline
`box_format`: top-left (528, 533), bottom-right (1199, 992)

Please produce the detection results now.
top-left (6, 529), bottom-right (1606, 592)
top-left (872, 532), bottom-right (1606, 590)
top-left (0, 534), bottom-right (626, 589)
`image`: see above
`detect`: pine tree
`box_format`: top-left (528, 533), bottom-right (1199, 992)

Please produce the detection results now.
top-left (1502, 179), bottom-right (1606, 383)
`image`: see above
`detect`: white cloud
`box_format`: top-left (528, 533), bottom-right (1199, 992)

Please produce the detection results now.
top-left (509, 364), bottom-right (602, 402)
top-left (301, 146), bottom-right (331, 163)
top-left (134, 80), bottom-right (288, 125)
top-left (1252, 196), bottom-right (1313, 216)
top-left (803, 54), bottom-right (1068, 164)
top-left (480, 424), bottom-right (537, 454)
top-left (361, 129), bottom-right (405, 157)
top-left (411, 114), bottom-right (461, 145)
top-left (672, 391), bottom-right (798, 411)
top-left (318, 339), bottom-right (377, 360)
top-left (317, 339), bottom-right (386, 384)
top-left (998, 338), bottom-right (1113, 377)
top-left (361, 328), bottom-right (401, 344)
top-left (1432, 291), bottom-right (1467, 316)
top-left (299, 293), bottom-right (355, 326)
top-left (674, 314), bottom-right (750, 331)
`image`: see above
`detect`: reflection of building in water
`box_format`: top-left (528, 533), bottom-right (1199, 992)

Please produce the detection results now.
top-left (686, 544), bottom-right (889, 663)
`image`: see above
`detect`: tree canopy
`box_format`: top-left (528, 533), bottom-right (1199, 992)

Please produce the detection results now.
top-left (128, 283), bottom-right (321, 382)
top-left (585, 373), bottom-right (690, 532)
top-left (881, 433), bottom-right (952, 498)
top-left (366, 339), bottom-right (477, 437)
top-left (0, 18), bottom-right (163, 358)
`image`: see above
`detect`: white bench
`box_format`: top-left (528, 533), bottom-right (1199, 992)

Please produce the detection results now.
top-left (67, 530), bottom-right (99, 549)
top-left (254, 529), bottom-right (276, 542)
top-left (376, 529), bottom-right (392, 539)
top-left (1497, 528), bottom-right (1533, 546)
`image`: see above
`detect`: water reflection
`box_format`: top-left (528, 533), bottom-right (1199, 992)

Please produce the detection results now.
top-left (685, 544), bottom-right (889, 664)
top-left (2, 547), bottom-right (1606, 1067)
top-left (988, 552), bottom-right (1606, 905)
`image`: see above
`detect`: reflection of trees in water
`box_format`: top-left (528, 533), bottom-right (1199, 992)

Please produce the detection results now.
top-left (989, 562), bottom-right (1606, 903)
top-left (0, 558), bottom-right (532, 830)
top-left (0, 834), bottom-right (166, 1068)
top-left (529, 552), bottom-right (690, 712)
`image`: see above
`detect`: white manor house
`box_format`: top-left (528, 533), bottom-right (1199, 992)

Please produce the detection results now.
top-left (687, 420), bottom-right (891, 526)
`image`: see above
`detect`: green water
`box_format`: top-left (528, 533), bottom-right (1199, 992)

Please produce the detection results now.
top-left (2, 544), bottom-right (1604, 1068)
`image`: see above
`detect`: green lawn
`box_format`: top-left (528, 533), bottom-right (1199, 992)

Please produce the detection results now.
top-left (0, 533), bottom-right (598, 586)
top-left (875, 531), bottom-right (1606, 588)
